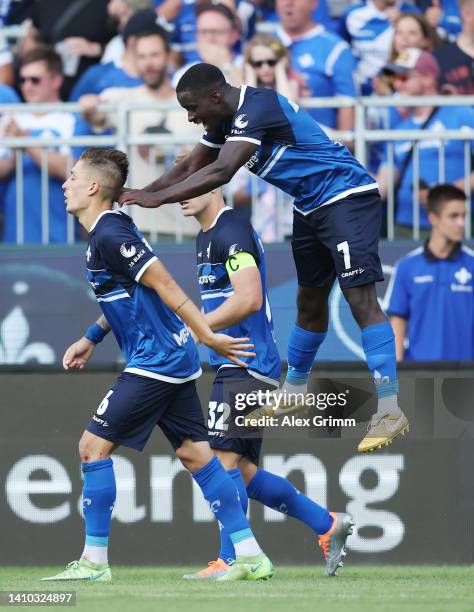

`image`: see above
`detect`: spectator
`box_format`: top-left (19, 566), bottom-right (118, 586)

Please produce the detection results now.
top-left (243, 33), bottom-right (307, 101)
top-left (385, 184), bottom-right (474, 361)
top-left (0, 47), bottom-right (78, 243)
top-left (80, 28), bottom-right (201, 237)
top-left (340, 0), bottom-right (419, 96)
top-left (28, 0), bottom-right (114, 99)
top-left (102, 0), bottom-right (153, 65)
top-left (373, 12), bottom-right (441, 96)
top-left (423, 0), bottom-right (462, 42)
top-left (275, 0), bottom-right (356, 132)
top-left (256, 0), bottom-right (333, 32)
top-left (376, 48), bottom-right (474, 236)
top-left (172, 2), bottom-right (244, 86)
top-left (68, 8), bottom-right (160, 101)
top-left (435, 0), bottom-right (474, 95)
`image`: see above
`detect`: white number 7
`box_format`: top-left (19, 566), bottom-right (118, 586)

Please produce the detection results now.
top-left (337, 241), bottom-right (351, 270)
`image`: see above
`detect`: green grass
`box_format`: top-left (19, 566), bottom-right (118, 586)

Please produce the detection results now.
top-left (1, 566), bottom-right (473, 612)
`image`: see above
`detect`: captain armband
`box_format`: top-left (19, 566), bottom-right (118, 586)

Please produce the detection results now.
top-left (225, 251), bottom-right (257, 276)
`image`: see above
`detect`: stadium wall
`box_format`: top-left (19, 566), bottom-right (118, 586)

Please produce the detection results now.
top-left (4, 240), bottom-right (474, 363)
top-left (1, 365), bottom-right (473, 565)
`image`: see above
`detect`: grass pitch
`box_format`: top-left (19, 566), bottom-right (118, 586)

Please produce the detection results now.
top-left (1, 566), bottom-right (472, 612)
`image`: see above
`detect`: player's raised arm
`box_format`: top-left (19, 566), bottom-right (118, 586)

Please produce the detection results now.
top-left (205, 253), bottom-right (263, 331)
top-left (119, 139), bottom-right (257, 209)
top-left (63, 315), bottom-right (110, 370)
top-left (139, 259), bottom-right (255, 367)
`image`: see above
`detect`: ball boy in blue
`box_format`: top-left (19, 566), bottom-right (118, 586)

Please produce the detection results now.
top-left (41, 148), bottom-right (273, 583)
top-left (119, 63), bottom-right (409, 453)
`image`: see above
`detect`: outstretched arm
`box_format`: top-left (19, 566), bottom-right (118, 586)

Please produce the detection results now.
top-left (143, 142), bottom-right (218, 192)
top-left (119, 140), bottom-right (257, 208)
top-left (140, 260), bottom-right (255, 367)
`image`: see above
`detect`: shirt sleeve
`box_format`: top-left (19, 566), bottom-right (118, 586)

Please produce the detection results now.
top-left (200, 126), bottom-right (226, 148)
top-left (99, 218), bottom-right (158, 282)
top-left (384, 259), bottom-right (410, 318)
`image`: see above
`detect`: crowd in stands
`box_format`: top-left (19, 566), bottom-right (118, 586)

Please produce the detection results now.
top-left (0, 0), bottom-right (473, 243)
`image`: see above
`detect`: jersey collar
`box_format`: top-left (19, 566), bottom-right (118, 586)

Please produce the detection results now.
top-left (237, 85), bottom-right (247, 110)
top-left (205, 206), bottom-right (232, 232)
top-left (276, 24), bottom-right (324, 47)
top-left (424, 239), bottom-right (462, 262)
top-left (89, 209), bottom-right (122, 233)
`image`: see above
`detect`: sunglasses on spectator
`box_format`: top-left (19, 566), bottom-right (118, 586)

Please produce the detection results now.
top-left (251, 59), bottom-right (277, 68)
top-left (19, 76), bottom-right (43, 85)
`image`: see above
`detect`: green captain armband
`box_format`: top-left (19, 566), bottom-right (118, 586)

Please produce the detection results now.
top-left (225, 251), bottom-right (257, 276)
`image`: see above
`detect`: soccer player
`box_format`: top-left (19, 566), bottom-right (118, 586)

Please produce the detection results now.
top-left (118, 62), bottom-right (409, 454)
top-left (178, 185), bottom-right (354, 579)
top-left (41, 148), bottom-right (273, 582)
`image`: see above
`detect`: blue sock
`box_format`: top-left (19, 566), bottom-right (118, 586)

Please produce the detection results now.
top-left (81, 458), bottom-right (116, 549)
top-left (361, 322), bottom-right (399, 399)
top-left (193, 457), bottom-right (252, 548)
top-left (247, 469), bottom-right (333, 535)
top-left (286, 325), bottom-right (327, 385)
top-left (218, 469), bottom-right (249, 564)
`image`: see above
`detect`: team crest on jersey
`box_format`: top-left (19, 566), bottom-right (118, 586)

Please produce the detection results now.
top-left (234, 114), bottom-right (248, 129)
top-left (120, 243), bottom-right (137, 258)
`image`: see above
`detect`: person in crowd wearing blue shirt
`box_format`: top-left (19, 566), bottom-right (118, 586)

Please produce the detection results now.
top-left (42, 147), bottom-right (274, 582)
top-left (376, 48), bottom-right (474, 236)
top-left (68, 8), bottom-right (155, 101)
top-left (119, 63), bottom-right (409, 454)
top-left (275, 0), bottom-right (356, 131)
top-left (178, 184), bottom-right (353, 580)
top-left (340, 0), bottom-right (419, 95)
top-left (385, 184), bottom-right (474, 360)
top-left (0, 47), bottom-right (80, 243)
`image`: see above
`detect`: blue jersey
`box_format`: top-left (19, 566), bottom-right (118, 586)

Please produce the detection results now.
top-left (384, 243), bottom-right (474, 360)
top-left (383, 105), bottom-right (474, 228)
top-left (69, 62), bottom-right (143, 101)
top-left (276, 25), bottom-right (356, 128)
top-left (196, 207), bottom-right (281, 383)
top-left (87, 210), bottom-right (201, 382)
top-left (202, 86), bottom-right (377, 215)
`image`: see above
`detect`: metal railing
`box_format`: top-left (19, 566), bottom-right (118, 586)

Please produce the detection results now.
top-left (0, 95), bottom-right (473, 244)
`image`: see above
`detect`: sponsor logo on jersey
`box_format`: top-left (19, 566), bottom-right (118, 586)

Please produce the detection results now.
top-left (173, 325), bottom-right (190, 347)
top-left (245, 154), bottom-right (259, 170)
top-left (128, 249), bottom-right (146, 268)
top-left (228, 243), bottom-right (240, 256)
top-left (234, 113), bottom-right (248, 129)
top-left (206, 242), bottom-right (212, 258)
top-left (198, 274), bottom-right (216, 284)
top-left (120, 243), bottom-right (137, 258)
top-left (86, 246), bottom-right (92, 262)
top-left (455, 267), bottom-right (472, 285)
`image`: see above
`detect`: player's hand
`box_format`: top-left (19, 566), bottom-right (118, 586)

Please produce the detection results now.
top-left (63, 337), bottom-right (96, 370)
top-left (207, 334), bottom-right (255, 368)
top-left (118, 188), bottom-right (160, 208)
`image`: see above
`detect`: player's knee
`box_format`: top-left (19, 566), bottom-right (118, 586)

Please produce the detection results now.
top-left (78, 433), bottom-right (111, 463)
top-left (343, 285), bottom-right (385, 327)
top-left (296, 287), bottom-right (329, 328)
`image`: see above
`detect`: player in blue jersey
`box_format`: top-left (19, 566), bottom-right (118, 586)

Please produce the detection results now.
top-left (118, 62), bottom-right (409, 454)
top-left (178, 184), bottom-right (353, 579)
top-left (42, 148), bottom-right (274, 583)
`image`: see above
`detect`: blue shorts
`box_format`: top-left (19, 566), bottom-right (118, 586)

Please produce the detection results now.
top-left (292, 191), bottom-right (384, 289)
top-left (86, 372), bottom-right (208, 451)
top-left (208, 368), bottom-right (276, 465)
